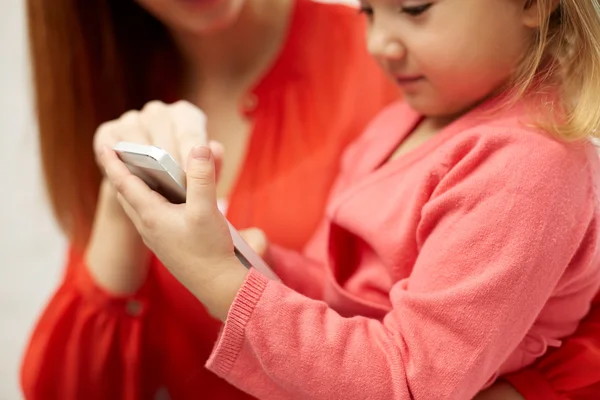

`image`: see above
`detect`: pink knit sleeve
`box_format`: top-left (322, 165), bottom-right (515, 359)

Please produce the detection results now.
top-left (268, 213), bottom-right (333, 300)
top-left (206, 136), bottom-right (598, 399)
top-left (268, 244), bottom-right (326, 299)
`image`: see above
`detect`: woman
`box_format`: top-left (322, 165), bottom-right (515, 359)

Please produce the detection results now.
top-left (21, 0), bottom-right (399, 398)
top-left (21, 0), bottom-right (600, 399)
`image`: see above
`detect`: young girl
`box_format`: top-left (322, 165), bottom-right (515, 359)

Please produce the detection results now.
top-left (101, 0), bottom-right (600, 398)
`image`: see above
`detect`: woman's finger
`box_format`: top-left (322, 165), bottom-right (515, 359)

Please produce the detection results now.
top-left (169, 100), bottom-right (208, 167)
top-left (209, 140), bottom-right (224, 182)
top-left (139, 101), bottom-right (179, 162)
top-left (239, 228), bottom-right (268, 257)
top-left (93, 120), bottom-right (119, 162)
top-left (93, 111), bottom-right (150, 171)
top-left (119, 110), bottom-right (151, 145)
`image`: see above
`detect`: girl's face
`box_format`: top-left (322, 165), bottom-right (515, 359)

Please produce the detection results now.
top-left (362, 0), bottom-right (540, 118)
top-left (136, 0), bottom-right (247, 34)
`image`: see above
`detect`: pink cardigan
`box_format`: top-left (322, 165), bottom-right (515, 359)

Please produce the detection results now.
top-left (206, 97), bottom-right (600, 399)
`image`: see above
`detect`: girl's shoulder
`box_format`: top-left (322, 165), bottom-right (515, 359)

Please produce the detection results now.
top-left (346, 98), bottom-right (600, 201)
top-left (439, 101), bottom-right (600, 207)
top-left (454, 100), bottom-right (597, 167)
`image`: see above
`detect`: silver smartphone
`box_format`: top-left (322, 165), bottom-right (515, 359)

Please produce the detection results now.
top-left (113, 141), bottom-right (279, 281)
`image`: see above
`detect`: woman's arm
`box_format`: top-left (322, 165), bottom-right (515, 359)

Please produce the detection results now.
top-left (20, 243), bottom-right (155, 399)
top-left (85, 180), bottom-right (151, 294)
top-left (504, 292), bottom-right (600, 400)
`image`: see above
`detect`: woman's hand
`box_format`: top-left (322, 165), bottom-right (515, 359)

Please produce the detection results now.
top-left (101, 144), bottom-right (248, 319)
top-left (93, 100), bottom-right (208, 168)
top-left (239, 227), bottom-right (272, 264)
top-left (473, 380), bottom-right (525, 400)
top-left (87, 100), bottom-right (209, 294)
top-left (92, 99), bottom-right (210, 226)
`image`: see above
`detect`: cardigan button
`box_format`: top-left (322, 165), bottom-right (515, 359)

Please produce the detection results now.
top-left (241, 93), bottom-right (259, 115)
top-left (125, 299), bottom-right (144, 317)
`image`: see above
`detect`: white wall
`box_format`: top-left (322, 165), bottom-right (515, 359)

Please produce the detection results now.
top-left (0, 0), bottom-right (66, 398)
top-left (0, 0), bottom-right (357, 399)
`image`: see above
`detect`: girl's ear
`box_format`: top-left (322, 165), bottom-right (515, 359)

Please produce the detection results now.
top-left (522, 0), bottom-right (560, 28)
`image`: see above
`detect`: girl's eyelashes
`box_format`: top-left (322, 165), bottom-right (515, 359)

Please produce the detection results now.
top-left (358, 5), bottom-right (373, 18)
top-left (358, 3), bottom-right (433, 19)
top-left (401, 3), bottom-right (433, 16)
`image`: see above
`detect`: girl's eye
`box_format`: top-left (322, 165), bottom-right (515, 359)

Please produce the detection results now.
top-left (401, 3), bottom-right (432, 16)
top-left (358, 2), bottom-right (432, 20)
top-left (358, 5), bottom-right (374, 18)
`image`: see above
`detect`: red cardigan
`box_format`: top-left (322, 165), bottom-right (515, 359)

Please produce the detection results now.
top-left (203, 99), bottom-right (600, 399)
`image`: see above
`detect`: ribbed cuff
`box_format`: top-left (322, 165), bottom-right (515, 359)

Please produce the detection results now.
top-left (206, 268), bottom-right (269, 377)
top-left (504, 369), bottom-right (567, 400)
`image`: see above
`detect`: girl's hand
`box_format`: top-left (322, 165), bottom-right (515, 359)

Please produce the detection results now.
top-left (101, 144), bottom-right (248, 320)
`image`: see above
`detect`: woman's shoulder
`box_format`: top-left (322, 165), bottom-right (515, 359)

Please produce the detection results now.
top-left (294, 0), bottom-right (371, 58)
top-left (300, 0), bottom-right (364, 23)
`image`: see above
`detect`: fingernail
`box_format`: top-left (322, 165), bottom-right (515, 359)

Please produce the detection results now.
top-left (192, 146), bottom-right (210, 160)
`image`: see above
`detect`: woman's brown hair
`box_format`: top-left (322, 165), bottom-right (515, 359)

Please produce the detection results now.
top-left (27, 0), bottom-right (178, 248)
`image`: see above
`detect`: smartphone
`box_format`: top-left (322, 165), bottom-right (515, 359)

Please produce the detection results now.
top-left (113, 141), bottom-right (279, 281)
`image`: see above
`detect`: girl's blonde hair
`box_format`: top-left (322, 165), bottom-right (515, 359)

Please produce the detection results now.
top-left (515, 0), bottom-right (600, 140)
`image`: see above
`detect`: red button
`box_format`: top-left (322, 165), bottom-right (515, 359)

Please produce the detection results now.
top-left (125, 299), bottom-right (144, 317)
top-left (241, 93), bottom-right (259, 115)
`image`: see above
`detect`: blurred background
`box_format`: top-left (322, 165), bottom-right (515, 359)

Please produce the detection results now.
top-left (0, 0), bottom-right (66, 398)
top-left (0, 0), bottom-right (356, 398)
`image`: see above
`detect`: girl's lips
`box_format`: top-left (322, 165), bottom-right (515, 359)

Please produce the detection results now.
top-left (395, 75), bottom-right (425, 89)
top-left (395, 75), bottom-right (424, 83)
top-left (176, 0), bottom-right (222, 9)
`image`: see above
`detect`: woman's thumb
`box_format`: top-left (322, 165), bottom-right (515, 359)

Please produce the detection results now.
top-left (185, 145), bottom-right (217, 218)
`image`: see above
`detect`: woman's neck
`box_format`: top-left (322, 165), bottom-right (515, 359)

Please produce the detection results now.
top-left (171, 0), bottom-right (294, 93)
